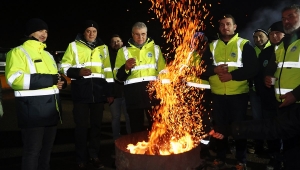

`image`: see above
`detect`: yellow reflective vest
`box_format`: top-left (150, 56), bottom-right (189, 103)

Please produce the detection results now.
top-left (186, 51), bottom-right (210, 89)
top-left (274, 39), bottom-right (300, 102)
top-left (61, 41), bottom-right (113, 82)
top-left (61, 39), bottom-right (113, 103)
top-left (209, 34), bottom-right (249, 95)
top-left (114, 38), bottom-right (166, 84)
top-left (254, 41), bottom-right (271, 57)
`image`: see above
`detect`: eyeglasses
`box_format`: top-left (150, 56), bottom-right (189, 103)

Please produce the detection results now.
top-left (132, 32), bottom-right (147, 37)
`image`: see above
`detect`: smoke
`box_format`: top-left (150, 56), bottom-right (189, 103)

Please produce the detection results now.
top-left (239, 0), bottom-right (299, 45)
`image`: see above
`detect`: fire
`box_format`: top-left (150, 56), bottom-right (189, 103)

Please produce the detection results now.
top-left (127, 0), bottom-right (213, 155)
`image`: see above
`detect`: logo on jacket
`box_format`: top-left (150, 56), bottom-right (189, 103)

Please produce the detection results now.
top-left (263, 60), bottom-right (268, 67)
top-left (231, 52), bottom-right (236, 57)
top-left (147, 52), bottom-right (153, 57)
top-left (99, 54), bottom-right (103, 58)
top-left (291, 46), bottom-right (297, 52)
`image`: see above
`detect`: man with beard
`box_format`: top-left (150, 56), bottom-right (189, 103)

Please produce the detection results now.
top-left (108, 34), bottom-right (131, 141)
top-left (201, 14), bottom-right (258, 170)
top-left (263, 4), bottom-right (300, 170)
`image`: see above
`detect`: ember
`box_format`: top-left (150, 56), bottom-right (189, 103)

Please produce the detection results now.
top-left (127, 0), bottom-right (213, 155)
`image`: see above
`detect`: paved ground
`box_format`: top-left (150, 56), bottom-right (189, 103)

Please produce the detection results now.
top-left (0, 88), bottom-right (273, 170)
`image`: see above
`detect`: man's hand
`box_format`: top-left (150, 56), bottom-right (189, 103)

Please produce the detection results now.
top-left (107, 97), bottom-right (114, 105)
top-left (209, 130), bottom-right (224, 139)
top-left (79, 68), bottom-right (92, 76)
top-left (279, 92), bottom-right (296, 108)
top-left (218, 72), bottom-right (232, 82)
top-left (214, 64), bottom-right (228, 75)
top-left (125, 58), bottom-right (136, 71)
top-left (57, 80), bottom-right (65, 90)
top-left (265, 76), bottom-right (276, 88)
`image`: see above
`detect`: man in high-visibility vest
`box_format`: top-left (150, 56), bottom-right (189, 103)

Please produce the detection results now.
top-left (60, 20), bottom-right (113, 169)
top-left (202, 14), bottom-right (258, 170)
top-left (265, 4), bottom-right (300, 170)
top-left (5, 18), bottom-right (66, 170)
top-left (114, 22), bottom-right (166, 133)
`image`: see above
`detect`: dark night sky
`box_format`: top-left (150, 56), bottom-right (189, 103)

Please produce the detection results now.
top-left (0, 0), bottom-right (299, 53)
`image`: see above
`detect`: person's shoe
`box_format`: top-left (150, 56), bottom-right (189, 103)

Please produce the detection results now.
top-left (77, 163), bottom-right (87, 170)
top-left (232, 163), bottom-right (247, 170)
top-left (90, 158), bottom-right (104, 169)
top-left (210, 159), bottom-right (227, 170)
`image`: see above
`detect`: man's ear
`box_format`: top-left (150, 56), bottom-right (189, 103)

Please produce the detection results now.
top-left (233, 24), bottom-right (237, 31)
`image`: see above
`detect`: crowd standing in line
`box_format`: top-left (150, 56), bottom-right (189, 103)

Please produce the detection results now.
top-left (3, 3), bottom-right (300, 170)
top-left (210, 4), bottom-right (300, 170)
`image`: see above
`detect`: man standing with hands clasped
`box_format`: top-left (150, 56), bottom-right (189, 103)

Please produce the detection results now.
top-left (202, 14), bottom-right (258, 170)
top-left (60, 20), bottom-right (114, 169)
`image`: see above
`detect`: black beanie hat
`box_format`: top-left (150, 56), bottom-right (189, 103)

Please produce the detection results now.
top-left (25, 18), bottom-right (48, 36)
top-left (268, 21), bottom-right (284, 34)
top-left (253, 29), bottom-right (268, 36)
top-left (81, 20), bottom-right (99, 33)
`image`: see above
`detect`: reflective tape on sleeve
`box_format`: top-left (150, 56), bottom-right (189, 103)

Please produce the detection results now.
top-left (15, 88), bottom-right (59, 97)
top-left (275, 88), bottom-right (292, 95)
top-left (186, 82), bottom-right (211, 89)
top-left (124, 76), bottom-right (157, 85)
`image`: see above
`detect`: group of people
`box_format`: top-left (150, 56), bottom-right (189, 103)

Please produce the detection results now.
top-left (209, 4), bottom-right (300, 170)
top-left (4, 17), bottom-right (165, 170)
top-left (3, 3), bottom-right (300, 170)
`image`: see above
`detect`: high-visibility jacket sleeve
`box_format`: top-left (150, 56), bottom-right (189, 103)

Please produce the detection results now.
top-left (114, 49), bottom-right (130, 82)
top-left (60, 43), bottom-right (82, 79)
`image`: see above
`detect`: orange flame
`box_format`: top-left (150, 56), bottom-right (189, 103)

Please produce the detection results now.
top-left (127, 0), bottom-right (212, 155)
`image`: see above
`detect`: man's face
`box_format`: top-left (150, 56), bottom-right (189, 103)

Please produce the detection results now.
top-left (83, 27), bottom-right (97, 43)
top-left (269, 31), bottom-right (285, 44)
top-left (132, 27), bottom-right (147, 45)
top-left (253, 31), bottom-right (268, 47)
top-left (219, 18), bottom-right (237, 36)
top-left (282, 9), bottom-right (300, 34)
top-left (30, 30), bottom-right (48, 42)
top-left (110, 37), bottom-right (123, 50)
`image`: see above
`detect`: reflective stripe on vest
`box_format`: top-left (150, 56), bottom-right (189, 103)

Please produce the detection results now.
top-left (15, 88), bottom-right (59, 97)
top-left (211, 38), bottom-right (244, 67)
top-left (70, 42), bottom-right (109, 81)
top-left (122, 45), bottom-right (160, 70)
top-left (186, 82), bottom-right (211, 89)
top-left (14, 46), bottom-right (59, 97)
top-left (18, 46), bottom-right (37, 73)
top-left (277, 53), bottom-right (300, 68)
top-left (275, 88), bottom-right (292, 95)
top-left (124, 76), bottom-right (157, 85)
top-left (70, 73), bottom-right (105, 80)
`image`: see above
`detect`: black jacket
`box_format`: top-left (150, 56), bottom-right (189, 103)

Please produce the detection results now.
top-left (254, 45), bottom-right (278, 110)
top-left (109, 48), bottom-right (124, 99)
